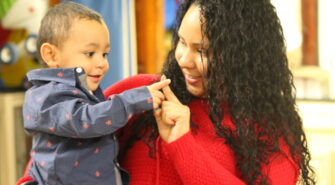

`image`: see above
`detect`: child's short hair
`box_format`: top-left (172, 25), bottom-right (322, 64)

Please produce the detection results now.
top-left (37, 1), bottom-right (103, 64)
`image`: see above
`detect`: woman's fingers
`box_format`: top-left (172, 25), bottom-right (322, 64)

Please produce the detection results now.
top-left (162, 85), bottom-right (181, 104)
top-left (161, 75), bottom-right (181, 104)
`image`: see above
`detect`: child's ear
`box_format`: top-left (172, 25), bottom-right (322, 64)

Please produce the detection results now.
top-left (40, 43), bottom-right (59, 67)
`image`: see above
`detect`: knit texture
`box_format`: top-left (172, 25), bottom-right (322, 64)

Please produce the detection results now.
top-left (112, 74), bottom-right (300, 185)
top-left (18, 74), bottom-right (299, 185)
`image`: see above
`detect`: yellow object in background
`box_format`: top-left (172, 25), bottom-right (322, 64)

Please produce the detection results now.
top-left (0, 29), bottom-right (40, 90)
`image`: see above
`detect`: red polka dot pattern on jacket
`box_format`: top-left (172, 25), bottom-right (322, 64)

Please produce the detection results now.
top-left (94, 148), bottom-right (100, 154)
top-left (82, 123), bottom-right (89, 128)
top-left (47, 141), bottom-right (52, 147)
top-left (95, 171), bottom-right (100, 177)
top-left (105, 120), bottom-right (112, 125)
top-left (40, 161), bottom-right (45, 166)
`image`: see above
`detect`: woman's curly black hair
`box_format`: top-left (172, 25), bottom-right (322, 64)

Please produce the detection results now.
top-left (121, 0), bottom-right (315, 184)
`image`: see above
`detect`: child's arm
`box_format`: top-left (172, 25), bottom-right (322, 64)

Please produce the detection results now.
top-left (24, 80), bottom-right (169, 138)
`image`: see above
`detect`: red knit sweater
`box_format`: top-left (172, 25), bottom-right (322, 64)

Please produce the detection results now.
top-left (18, 74), bottom-right (299, 185)
top-left (106, 74), bottom-right (299, 185)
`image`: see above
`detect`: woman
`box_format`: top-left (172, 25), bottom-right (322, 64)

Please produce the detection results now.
top-left (110, 0), bottom-right (315, 184)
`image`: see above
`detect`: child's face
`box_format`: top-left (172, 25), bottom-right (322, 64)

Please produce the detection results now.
top-left (55, 19), bottom-right (110, 91)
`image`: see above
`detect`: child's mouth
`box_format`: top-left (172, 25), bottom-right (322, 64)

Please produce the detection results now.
top-left (88, 75), bottom-right (101, 82)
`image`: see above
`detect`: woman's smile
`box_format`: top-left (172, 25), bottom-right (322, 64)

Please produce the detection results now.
top-left (184, 73), bottom-right (202, 84)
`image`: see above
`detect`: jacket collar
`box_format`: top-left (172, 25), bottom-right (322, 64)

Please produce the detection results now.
top-left (27, 67), bottom-right (85, 87)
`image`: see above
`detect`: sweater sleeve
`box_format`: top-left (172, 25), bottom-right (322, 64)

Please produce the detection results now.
top-left (104, 74), bottom-right (160, 98)
top-left (160, 132), bottom-right (299, 185)
top-left (24, 86), bottom-right (153, 138)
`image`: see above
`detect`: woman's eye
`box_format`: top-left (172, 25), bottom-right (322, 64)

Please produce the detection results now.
top-left (197, 49), bottom-right (205, 55)
top-left (85, 52), bottom-right (94, 57)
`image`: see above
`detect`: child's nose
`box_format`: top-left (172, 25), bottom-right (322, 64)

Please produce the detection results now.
top-left (96, 59), bottom-right (106, 68)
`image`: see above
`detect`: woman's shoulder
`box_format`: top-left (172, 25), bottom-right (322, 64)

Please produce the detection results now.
top-left (103, 74), bottom-right (160, 98)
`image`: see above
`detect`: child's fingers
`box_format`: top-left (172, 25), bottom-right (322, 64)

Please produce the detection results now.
top-left (154, 90), bottom-right (165, 101)
top-left (151, 91), bottom-right (165, 109)
top-left (149, 79), bottom-right (171, 91)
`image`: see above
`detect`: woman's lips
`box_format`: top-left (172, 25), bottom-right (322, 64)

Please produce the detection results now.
top-left (184, 74), bottom-right (202, 84)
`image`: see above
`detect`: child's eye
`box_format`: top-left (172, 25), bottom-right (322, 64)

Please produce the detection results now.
top-left (179, 39), bottom-right (186, 46)
top-left (103, 52), bottom-right (109, 58)
top-left (85, 52), bottom-right (94, 57)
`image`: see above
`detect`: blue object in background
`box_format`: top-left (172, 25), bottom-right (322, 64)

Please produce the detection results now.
top-left (62, 0), bottom-right (137, 90)
top-left (0, 43), bottom-right (19, 65)
top-left (164, 0), bottom-right (177, 30)
top-left (0, 78), bottom-right (4, 89)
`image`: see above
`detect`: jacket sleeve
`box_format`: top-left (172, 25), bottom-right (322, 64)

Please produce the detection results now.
top-left (159, 132), bottom-right (299, 185)
top-left (23, 86), bottom-right (153, 138)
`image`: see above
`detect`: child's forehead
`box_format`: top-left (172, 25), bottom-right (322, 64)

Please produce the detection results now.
top-left (68, 17), bottom-right (106, 32)
top-left (59, 18), bottom-right (110, 48)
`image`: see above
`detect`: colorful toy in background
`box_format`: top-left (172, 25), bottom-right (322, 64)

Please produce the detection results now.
top-left (0, 0), bottom-right (53, 91)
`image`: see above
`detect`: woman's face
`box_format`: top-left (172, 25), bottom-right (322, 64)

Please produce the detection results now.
top-left (175, 4), bottom-right (209, 97)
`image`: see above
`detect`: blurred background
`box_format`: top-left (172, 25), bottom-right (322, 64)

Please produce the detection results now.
top-left (0, 0), bottom-right (334, 184)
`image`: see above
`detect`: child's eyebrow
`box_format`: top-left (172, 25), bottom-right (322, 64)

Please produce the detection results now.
top-left (85, 43), bottom-right (99, 48)
top-left (84, 43), bottom-right (110, 50)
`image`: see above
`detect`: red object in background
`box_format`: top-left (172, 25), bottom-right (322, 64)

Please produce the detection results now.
top-left (0, 26), bottom-right (11, 46)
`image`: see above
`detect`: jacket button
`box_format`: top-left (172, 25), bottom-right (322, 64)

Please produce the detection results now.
top-left (115, 161), bottom-right (120, 167)
top-left (76, 67), bottom-right (83, 73)
top-left (113, 134), bottom-right (117, 141)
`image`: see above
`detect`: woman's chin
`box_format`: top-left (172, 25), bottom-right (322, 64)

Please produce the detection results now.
top-left (186, 85), bottom-right (205, 98)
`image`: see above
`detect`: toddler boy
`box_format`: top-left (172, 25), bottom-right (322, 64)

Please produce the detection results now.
top-left (23, 2), bottom-right (169, 185)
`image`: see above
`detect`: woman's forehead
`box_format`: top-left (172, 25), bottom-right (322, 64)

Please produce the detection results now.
top-left (179, 5), bottom-right (208, 44)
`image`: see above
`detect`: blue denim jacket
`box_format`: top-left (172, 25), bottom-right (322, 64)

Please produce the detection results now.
top-left (23, 68), bottom-right (153, 185)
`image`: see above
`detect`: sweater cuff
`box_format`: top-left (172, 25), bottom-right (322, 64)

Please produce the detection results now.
top-left (160, 131), bottom-right (195, 160)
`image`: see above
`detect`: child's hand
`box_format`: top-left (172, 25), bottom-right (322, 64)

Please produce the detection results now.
top-left (147, 78), bottom-right (171, 109)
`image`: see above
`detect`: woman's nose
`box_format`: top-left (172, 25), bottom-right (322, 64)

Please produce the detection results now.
top-left (178, 49), bottom-right (194, 68)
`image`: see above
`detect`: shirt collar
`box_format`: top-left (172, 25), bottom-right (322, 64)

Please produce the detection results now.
top-left (27, 67), bottom-right (85, 87)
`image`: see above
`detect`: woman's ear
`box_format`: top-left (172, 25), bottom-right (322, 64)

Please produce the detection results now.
top-left (40, 43), bottom-right (59, 67)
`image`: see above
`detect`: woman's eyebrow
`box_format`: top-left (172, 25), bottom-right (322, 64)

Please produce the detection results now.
top-left (178, 33), bottom-right (205, 47)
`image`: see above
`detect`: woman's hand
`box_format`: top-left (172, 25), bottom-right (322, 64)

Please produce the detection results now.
top-left (154, 78), bottom-right (190, 143)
